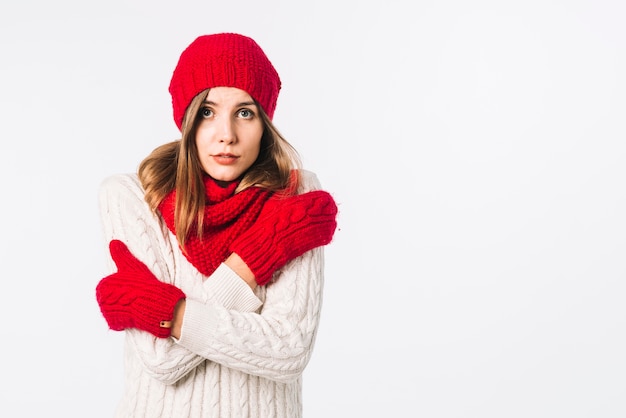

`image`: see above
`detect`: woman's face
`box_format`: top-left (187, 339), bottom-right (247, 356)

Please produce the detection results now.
top-left (195, 87), bottom-right (264, 182)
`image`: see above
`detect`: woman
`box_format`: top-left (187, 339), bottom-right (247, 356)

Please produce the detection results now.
top-left (95, 32), bottom-right (338, 418)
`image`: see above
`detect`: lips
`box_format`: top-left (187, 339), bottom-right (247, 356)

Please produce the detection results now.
top-left (212, 153), bottom-right (238, 165)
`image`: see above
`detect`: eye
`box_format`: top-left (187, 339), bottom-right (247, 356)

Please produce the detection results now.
top-left (200, 107), bottom-right (213, 119)
top-left (238, 108), bottom-right (255, 119)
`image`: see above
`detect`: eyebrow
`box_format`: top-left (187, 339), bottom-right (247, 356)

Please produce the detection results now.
top-left (202, 100), bottom-right (257, 107)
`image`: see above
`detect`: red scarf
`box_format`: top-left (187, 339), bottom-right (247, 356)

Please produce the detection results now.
top-left (158, 176), bottom-right (272, 276)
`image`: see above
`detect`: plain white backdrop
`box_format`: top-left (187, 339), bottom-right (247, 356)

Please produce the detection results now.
top-left (1, 0), bottom-right (624, 417)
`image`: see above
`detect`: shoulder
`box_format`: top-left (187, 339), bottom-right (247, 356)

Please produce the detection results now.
top-left (296, 169), bottom-right (322, 193)
top-left (98, 173), bottom-right (150, 217)
top-left (98, 173), bottom-right (175, 281)
top-left (99, 173), bottom-right (144, 198)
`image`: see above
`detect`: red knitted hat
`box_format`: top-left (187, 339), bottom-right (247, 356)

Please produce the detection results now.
top-left (169, 33), bottom-right (281, 130)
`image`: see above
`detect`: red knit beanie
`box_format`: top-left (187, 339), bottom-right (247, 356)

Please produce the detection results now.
top-left (169, 33), bottom-right (281, 130)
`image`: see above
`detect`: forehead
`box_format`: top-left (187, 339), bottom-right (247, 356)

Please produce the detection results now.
top-left (206, 87), bottom-right (254, 104)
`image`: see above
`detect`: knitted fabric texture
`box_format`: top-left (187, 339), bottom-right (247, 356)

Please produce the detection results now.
top-left (96, 239), bottom-right (186, 338)
top-left (158, 176), bottom-right (272, 276)
top-left (230, 190), bottom-right (338, 285)
top-left (169, 32), bottom-right (281, 130)
top-left (97, 170), bottom-right (329, 417)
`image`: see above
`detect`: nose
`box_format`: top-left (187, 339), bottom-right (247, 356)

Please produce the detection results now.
top-left (218, 117), bottom-right (236, 144)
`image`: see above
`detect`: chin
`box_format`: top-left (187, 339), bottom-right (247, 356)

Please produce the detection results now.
top-left (206, 171), bottom-right (241, 183)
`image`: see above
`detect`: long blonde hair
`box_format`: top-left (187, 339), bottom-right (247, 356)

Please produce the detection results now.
top-left (138, 88), bottom-right (301, 250)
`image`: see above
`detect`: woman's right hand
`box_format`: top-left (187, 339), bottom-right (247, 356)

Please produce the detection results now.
top-left (228, 190), bottom-right (338, 286)
top-left (225, 252), bottom-right (258, 290)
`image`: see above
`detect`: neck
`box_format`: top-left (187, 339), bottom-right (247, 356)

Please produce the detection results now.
top-left (212, 178), bottom-right (235, 188)
top-left (204, 175), bottom-right (241, 204)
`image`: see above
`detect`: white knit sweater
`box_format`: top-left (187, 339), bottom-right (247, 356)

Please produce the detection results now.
top-left (98, 170), bottom-right (326, 418)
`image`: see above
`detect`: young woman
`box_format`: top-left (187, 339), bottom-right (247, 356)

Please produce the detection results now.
top-left (95, 32), bottom-right (338, 418)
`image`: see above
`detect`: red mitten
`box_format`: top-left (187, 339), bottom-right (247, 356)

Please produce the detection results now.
top-left (229, 190), bottom-right (338, 285)
top-left (96, 240), bottom-right (186, 338)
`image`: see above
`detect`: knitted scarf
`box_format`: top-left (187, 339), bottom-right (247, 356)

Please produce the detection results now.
top-left (158, 176), bottom-right (272, 276)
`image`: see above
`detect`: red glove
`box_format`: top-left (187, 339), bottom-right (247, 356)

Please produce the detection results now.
top-left (229, 190), bottom-right (338, 285)
top-left (96, 240), bottom-right (186, 338)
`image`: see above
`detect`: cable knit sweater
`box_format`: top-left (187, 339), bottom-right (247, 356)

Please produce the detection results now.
top-left (98, 169), bottom-right (326, 418)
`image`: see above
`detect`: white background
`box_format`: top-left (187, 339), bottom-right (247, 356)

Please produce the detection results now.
top-left (1, 1), bottom-right (624, 417)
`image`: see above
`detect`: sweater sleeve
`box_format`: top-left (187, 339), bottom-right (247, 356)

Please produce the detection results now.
top-left (98, 173), bottom-right (263, 384)
top-left (176, 170), bottom-right (329, 383)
